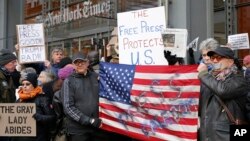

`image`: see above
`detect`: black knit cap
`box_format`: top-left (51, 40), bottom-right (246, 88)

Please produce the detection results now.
top-left (0, 49), bottom-right (17, 66)
top-left (57, 57), bottom-right (72, 68)
top-left (21, 73), bottom-right (38, 87)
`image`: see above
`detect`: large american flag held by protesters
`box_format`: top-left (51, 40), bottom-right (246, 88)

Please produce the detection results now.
top-left (99, 62), bottom-right (200, 141)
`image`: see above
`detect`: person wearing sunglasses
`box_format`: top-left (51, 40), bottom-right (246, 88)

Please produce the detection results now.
top-left (197, 46), bottom-right (249, 141)
top-left (13, 72), bottom-right (56, 141)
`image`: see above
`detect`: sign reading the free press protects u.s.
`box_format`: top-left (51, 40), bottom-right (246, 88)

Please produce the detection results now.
top-left (0, 103), bottom-right (36, 137)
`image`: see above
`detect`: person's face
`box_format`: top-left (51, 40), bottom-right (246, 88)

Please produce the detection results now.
top-left (210, 54), bottom-right (233, 72)
top-left (73, 59), bottom-right (89, 74)
top-left (201, 49), bottom-right (212, 64)
top-left (21, 80), bottom-right (34, 93)
top-left (38, 72), bottom-right (47, 84)
top-left (52, 51), bottom-right (64, 64)
top-left (4, 60), bottom-right (17, 73)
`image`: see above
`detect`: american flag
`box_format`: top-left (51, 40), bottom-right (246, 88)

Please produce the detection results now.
top-left (99, 62), bottom-right (200, 141)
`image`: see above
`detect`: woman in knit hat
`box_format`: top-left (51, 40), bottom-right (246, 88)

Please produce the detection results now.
top-left (13, 72), bottom-right (56, 141)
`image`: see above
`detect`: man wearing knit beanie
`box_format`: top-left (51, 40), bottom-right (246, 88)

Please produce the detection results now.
top-left (0, 49), bottom-right (17, 66)
top-left (0, 49), bottom-right (17, 103)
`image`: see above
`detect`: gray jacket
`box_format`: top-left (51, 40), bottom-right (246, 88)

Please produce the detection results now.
top-left (198, 72), bottom-right (249, 141)
top-left (61, 71), bottom-right (99, 134)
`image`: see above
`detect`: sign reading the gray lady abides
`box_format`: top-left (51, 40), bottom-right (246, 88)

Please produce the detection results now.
top-left (0, 103), bottom-right (36, 137)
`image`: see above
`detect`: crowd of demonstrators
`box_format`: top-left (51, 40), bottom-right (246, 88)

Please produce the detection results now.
top-left (197, 46), bottom-right (249, 141)
top-left (2, 36), bottom-right (250, 141)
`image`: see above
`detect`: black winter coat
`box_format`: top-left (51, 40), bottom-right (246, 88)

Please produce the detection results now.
top-left (198, 72), bottom-right (249, 141)
top-left (13, 94), bottom-right (56, 141)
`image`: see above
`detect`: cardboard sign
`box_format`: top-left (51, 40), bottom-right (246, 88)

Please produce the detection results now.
top-left (0, 103), bottom-right (36, 137)
top-left (117, 6), bottom-right (168, 65)
top-left (228, 33), bottom-right (250, 50)
top-left (17, 23), bottom-right (45, 47)
top-left (162, 28), bottom-right (188, 58)
top-left (19, 46), bottom-right (46, 64)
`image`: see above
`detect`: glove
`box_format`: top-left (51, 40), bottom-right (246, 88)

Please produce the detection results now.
top-left (32, 113), bottom-right (42, 121)
top-left (90, 118), bottom-right (102, 128)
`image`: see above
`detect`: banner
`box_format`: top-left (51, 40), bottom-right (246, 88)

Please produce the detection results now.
top-left (99, 62), bottom-right (200, 141)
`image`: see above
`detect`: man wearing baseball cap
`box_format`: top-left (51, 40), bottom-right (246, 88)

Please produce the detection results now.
top-left (197, 46), bottom-right (249, 141)
top-left (0, 49), bottom-right (17, 103)
top-left (61, 52), bottom-right (103, 141)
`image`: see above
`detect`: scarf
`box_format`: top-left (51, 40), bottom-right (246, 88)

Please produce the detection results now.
top-left (18, 86), bottom-right (43, 101)
top-left (211, 65), bottom-right (238, 81)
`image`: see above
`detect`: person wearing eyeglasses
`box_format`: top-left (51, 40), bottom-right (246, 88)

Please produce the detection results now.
top-left (197, 47), bottom-right (249, 141)
top-left (60, 52), bottom-right (104, 141)
top-left (13, 72), bottom-right (56, 141)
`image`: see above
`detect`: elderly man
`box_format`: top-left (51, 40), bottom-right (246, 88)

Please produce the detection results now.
top-left (197, 47), bottom-right (249, 141)
top-left (0, 49), bottom-right (17, 103)
top-left (61, 52), bottom-right (102, 141)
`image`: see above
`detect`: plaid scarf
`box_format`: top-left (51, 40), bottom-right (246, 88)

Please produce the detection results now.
top-left (211, 65), bottom-right (238, 81)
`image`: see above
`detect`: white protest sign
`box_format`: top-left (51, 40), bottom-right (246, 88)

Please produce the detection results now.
top-left (162, 28), bottom-right (188, 58)
top-left (228, 33), bottom-right (249, 50)
top-left (16, 23), bottom-right (46, 64)
top-left (0, 103), bottom-right (36, 137)
top-left (17, 23), bottom-right (45, 47)
top-left (19, 46), bottom-right (46, 64)
top-left (118, 6), bottom-right (168, 65)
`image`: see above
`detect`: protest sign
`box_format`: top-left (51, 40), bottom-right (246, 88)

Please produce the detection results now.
top-left (162, 28), bottom-right (188, 58)
top-left (0, 103), bottom-right (36, 137)
top-left (117, 6), bottom-right (168, 65)
top-left (16, 23), bottom-right (46, 64)
top-left (228, 33), bottom-right (249, 50)
top-left (19, 46), bottom-right (46, 63)
top-left (17, 23), bottom-right (45, 47)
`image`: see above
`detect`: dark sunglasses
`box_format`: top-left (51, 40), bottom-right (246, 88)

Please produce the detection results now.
top-left (210, 55), bottom-right (224, 61)
top-left (22, 83), bottom-right (31, 86)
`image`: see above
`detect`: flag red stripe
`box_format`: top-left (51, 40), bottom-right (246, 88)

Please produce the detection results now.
top-left (131, 102), bottom-right (198, 112)
top-left (100, 103), bottom-right (198, 125)
top-left (101, 124), bottom-right (166, 141)
top-left (100, 113), bottom-right (197, 140)
top-left (131, 90), bottom-right (200, 98)
top-left (135, 65), bottom-right (199, 73)
top-left (133, 79), bottom-right (200, 86)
